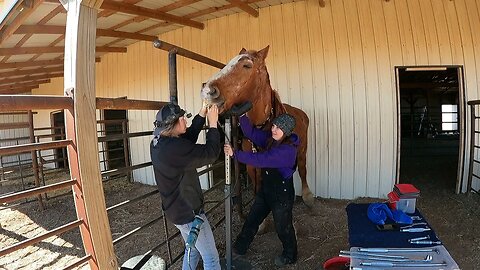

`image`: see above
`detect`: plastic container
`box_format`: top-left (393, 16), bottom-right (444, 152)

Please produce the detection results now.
top-left (396, 198), bottom-right (416, 214)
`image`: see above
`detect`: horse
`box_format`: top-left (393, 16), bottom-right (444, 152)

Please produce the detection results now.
top-left (200, 46), bottom-right (314, 208)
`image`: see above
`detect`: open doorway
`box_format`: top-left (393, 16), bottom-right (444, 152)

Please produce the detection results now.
top-left (51, 111), bottom-right (68, 169)
top-left (103, 110), bottom-right (129, 171)
top-left (397, 67), bottom-right (464, 194)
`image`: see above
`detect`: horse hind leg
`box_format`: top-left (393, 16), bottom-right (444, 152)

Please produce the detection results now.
top-left (298, 156), bottom-right (314, 208)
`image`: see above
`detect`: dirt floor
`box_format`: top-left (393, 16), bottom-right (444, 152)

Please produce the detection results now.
top-left (1, 141), bottom-right (480, 270)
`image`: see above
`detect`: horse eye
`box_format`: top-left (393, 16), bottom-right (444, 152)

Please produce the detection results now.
top-left (243, 63), bottom-right (253, 69)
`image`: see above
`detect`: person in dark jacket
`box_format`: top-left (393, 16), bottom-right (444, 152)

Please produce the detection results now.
top-left (150, 102), bottom-right (221, 270)
top-left (224, 113), bottom-right (299, 267)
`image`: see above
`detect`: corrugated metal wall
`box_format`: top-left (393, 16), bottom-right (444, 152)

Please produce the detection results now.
top-left (0, 113), bottom-right (30, 166)
top-left (35, 0), bottom-right (480, 199)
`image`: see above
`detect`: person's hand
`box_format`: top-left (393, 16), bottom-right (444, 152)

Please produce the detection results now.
top-left (224, 144), bottom-right (234, 157)
top-left (207, 104), bottom-right (218, 128)
top-left (199, 100), bottom-right (208, 117)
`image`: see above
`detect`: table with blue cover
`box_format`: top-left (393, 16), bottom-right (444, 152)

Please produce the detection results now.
top-left (346, 203), bottom-right (440, 248)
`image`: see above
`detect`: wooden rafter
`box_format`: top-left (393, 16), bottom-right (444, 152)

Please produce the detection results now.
top-left (0, 65), bottom-right (63, 77)
top-left (0, 58), bottom-right (100, 69)
top-left (0, 79), bottom-right (50, 91)
top-left (97, 0), bottom-right (140, 18)
top-left (0, 73), bottom-right (63, 85)
top-left (0, 0), bottom-right (44, 43)
top-left (0, 59), bottom-right (62, 69)
top-left (0, 85), bottom-right (38, 94)
top-left (0, 46), bottom-right (126, 55)
top-left (15, 25), bottom-right (156, 41)
top-left (104, 0), bottom-right (264, 47)
top-left (226, 0), bottom-right (258, 17)
top-left (100, 0), bottom-right (204, 30)
top-left (1, 5), bottom-right (65, 64)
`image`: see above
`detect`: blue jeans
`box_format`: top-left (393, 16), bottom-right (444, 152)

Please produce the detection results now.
top-left (175, 213), bottom-right (221, 270)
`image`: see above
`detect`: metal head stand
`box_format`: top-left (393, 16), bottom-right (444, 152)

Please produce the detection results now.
top-left (220, 117), bottom-right (252, 270)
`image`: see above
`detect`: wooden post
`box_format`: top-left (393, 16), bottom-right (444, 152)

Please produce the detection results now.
top-left (63, 0), bottom-right (117, 269)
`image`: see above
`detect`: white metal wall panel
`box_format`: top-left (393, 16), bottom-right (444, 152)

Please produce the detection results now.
top-left (33, 0), bottom-right (480, 199)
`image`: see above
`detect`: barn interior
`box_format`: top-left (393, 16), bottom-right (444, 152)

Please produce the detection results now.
top-left (398, 67), bottom-right (461, 195)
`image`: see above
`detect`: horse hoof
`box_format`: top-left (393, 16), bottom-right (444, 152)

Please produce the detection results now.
top-left (302, 191), bottom-right (315, 208)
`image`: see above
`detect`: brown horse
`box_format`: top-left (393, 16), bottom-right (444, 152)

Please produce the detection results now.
top-left (200, 46), bottom-right (314, 208)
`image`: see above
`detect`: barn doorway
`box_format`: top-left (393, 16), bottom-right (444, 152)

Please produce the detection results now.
top-left (102, 110), bottom-right (129, 171)
top-left (397, 67), bottom-right (465, 194)
top-left (51, 111), bottom-right (68, 169)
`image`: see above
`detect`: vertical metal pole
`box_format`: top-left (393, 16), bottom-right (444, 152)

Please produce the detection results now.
top-left (162, 208), bottom-right (173, 265)
top-left (122, 120), bottom-right (131, 182)
top-left (168, 49), bottom-right (178, 105)
top-left (231, 116), bottom-right (243, 216)
top-left (28, 110), bottom-right (44, 209)
top-left (467, 104), bottom-right (476, 194)
top-left (224, 118), bottom-right (232, 270)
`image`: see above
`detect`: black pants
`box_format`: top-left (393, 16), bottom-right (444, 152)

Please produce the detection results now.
top-left (234, 168), bottom-right (297, 262)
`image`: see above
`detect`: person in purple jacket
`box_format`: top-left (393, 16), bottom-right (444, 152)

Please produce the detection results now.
top-left (224, 113), bottom-right (299, 267)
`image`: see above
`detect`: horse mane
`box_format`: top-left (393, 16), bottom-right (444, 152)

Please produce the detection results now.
top-left (271, 89), bottom-right (287, 118)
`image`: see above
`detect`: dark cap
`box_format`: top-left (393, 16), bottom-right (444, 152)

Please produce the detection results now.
top-left (153, 103), bottom-right (187, 136)
top-left (272, 113), bottom-right (296, 136)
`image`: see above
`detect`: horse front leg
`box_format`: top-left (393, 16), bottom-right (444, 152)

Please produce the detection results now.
top-left (298, 155), bottom-right (314, 208)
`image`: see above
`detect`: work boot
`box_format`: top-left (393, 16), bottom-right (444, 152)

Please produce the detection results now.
top-left (274, 255), bottom-right (296, 267)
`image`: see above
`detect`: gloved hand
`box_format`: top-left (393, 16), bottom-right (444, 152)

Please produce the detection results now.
top-left (221, 101), bottom-right (253, 118)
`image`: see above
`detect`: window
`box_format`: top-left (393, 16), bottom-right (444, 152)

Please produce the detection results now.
top-left (441, 104), bottom-right (458, 131)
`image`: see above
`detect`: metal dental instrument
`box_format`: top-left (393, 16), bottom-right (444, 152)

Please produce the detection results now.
top-left (410, 240), bottom-right (442, 245)
top-left (401, 227), bottom-right (431, 232)
top-left (401, 222), bottom-right (427, 229)
top-left (340, 251), bottom-right (408, 259)
top-left (341, 254), bottom-right (433, 263)
top-left (358, 247), bottom-right (439, 253)
top-left (408, 235), bottom-right (430, 242)
top-left (360, 261), bottom-right (447, 268)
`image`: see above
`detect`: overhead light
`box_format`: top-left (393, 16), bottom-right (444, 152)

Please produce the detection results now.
top-left (405, 67), bottom-right (448, 71)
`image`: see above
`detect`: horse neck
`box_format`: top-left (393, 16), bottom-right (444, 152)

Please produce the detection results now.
top-left (248, 83), bottom-right (274, 126)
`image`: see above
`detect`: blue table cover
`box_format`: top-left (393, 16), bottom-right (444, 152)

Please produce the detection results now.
top-left (346, 203), bottom-right (440, 248)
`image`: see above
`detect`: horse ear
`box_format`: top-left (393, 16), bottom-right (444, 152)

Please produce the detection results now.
top-left (239, 48), bottom-right (247, 54)
top-left (258, 45), bottom-right (270, 60)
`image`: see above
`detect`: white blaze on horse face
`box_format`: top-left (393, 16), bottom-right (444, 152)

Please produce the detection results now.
top-left (201, 54), bottom-right (248, 100)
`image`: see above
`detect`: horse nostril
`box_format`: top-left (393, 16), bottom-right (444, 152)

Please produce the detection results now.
top-left (210, 86), bottom-right (220, 98)
top-left (202, 82), bottom-right (206, 88)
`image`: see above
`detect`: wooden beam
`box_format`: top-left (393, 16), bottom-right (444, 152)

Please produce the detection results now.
top-left (16, 25), bottom-right (156, 41)
top-left (63, 1), bottom-right (117, 269)
top-left (0, 59), bottom-right (63, 69)
top-left (0, 73), bottom-right (63, 86)
top-left (0, 79), bottom-right (49, 91)
top-left (0, 80), bottom-right (50, 92)
top-left (0, 0), bottom-right (24, 30)
top-left (14, 24), bottom-right (64, 34)
top-left (0, 66), bottom-right (63, 78)
top-left (0, 87), bottom-right (32, 95)
top-left (0, 46), bottom-right (126, 55)
top-left (96, 97), bottom-right (167, 110)
top-left (226, 0), bottom-right (258, 17)
top-left (100, 0), bottom-right (204, 29)
top-left (0, 58), bottom-right (100, 69)
top-left (0, 0), bottom-right (43, 43)
top-left (97, 0), bottom-right (140, 18)
top-left (96, 29), bottom-right (156, 41)
top-left (0, 4), bottom-right (66, 64)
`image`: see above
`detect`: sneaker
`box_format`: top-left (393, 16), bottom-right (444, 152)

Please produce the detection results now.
top-left (274, 255), bottom-right (296, 267)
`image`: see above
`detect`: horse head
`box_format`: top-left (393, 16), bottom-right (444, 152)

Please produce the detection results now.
top-left (201, 46), bottom-right (271, 115)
